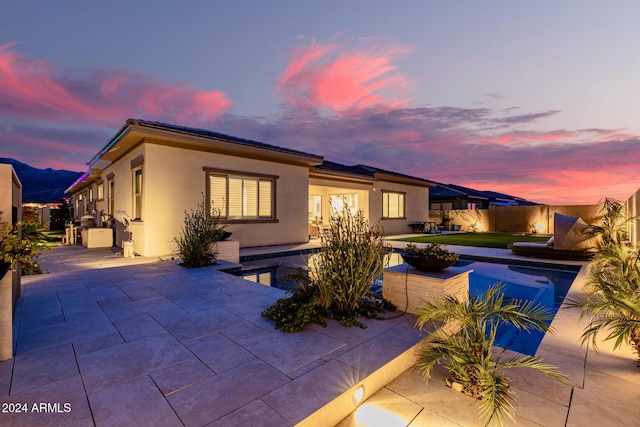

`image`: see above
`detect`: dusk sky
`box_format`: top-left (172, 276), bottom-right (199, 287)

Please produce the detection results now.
top-left (1, 1), bottom-right (639, 205)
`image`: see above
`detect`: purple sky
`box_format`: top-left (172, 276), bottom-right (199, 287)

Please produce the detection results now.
top-left (1, 1), bottom-right (639, 205)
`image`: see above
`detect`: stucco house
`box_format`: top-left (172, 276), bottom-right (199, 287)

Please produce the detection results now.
top-left (66, 119), bottom-right (434, 257)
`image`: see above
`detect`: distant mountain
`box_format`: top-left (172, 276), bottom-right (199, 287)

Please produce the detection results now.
top-left (0, 158), bottom-right (83, 203)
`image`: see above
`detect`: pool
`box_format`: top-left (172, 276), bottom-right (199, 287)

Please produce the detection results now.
top-left (461, 260), bottom-right (578, 355)
top-left (230, 251), bottom-right (580, 355)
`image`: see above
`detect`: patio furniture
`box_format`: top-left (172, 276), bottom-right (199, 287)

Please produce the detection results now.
top-left (509, 213), bottom-right (598, 261)
top-left (408, 222), bottom-right (426, 233)
top-left (509, 242), bottom-right (595, 261)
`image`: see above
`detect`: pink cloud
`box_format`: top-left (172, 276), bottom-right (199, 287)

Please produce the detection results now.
top-left (479, 130), bottom-right (578, 145)
top-left (276, 40), bottom-right (412, 111)
top-left (462, 168), bottom-right (639, 206)
top-left (218, 105), bottom-right (640, 206)
top-left (0, 43), bottom-right (231, 127)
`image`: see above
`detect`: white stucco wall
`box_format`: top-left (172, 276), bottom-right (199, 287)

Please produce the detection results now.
top-left (122, 143), bottom-right (312, 257)
top-left (372, 181), bottom-right (429, 235)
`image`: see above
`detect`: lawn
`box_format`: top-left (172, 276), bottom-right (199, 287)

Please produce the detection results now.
top-left (392, 232), bottom-right (550, 249)
top-left (43, 231), bottom-right (64, 248)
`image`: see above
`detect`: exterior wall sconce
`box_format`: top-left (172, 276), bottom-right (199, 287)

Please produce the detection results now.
top-left (353, 385), bottom-right (365, 405)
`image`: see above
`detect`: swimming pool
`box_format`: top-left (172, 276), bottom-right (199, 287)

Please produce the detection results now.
top-left (230, 251), bottom-right (580, 355)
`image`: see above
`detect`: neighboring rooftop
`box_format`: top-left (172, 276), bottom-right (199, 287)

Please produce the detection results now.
top-left (431, 182), bottom-right (539, 207)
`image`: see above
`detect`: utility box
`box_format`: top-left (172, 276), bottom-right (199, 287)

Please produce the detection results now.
top-left (123, 240), bottom-right (135, 258)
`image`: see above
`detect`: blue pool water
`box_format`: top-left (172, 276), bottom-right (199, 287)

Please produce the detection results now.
top-left (231, 251), bottom-right (579, 356)
top-left (459, 260), bottom-right (578, 355)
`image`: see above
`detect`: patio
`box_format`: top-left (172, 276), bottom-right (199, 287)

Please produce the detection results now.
top-left (1, 242), bottom-right (639, 426)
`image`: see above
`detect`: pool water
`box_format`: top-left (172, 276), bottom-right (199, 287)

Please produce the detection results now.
top-left (460, 260), bottom-right (578, 355)
top-left (231, 252), bottom-right (579, 356)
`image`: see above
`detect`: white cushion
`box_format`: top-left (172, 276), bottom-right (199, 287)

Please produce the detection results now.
top-left (554, 213), bottom-right (589, 250)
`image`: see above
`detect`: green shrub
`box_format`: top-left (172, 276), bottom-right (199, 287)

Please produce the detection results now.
top-left (312, 208), bottom-right (389, 314)
top-left (1, 209), bottom-right (49, 275)
top-left (173, 197), bottom-right (226, 268)
top-left (262, 208), bottom-right (395, 332)
top-left (567, 198), bottom-right (640, 365)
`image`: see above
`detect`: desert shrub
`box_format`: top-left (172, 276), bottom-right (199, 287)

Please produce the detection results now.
top-left (312, 208), bottom-right (389, 314)
top-left (262, 208), bottom-right (395, 331)
top-left (174, 197), bottom-right (226, 268)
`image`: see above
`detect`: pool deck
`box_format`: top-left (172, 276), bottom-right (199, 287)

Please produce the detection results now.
top-left (1, 236), bottom-right (638, 426)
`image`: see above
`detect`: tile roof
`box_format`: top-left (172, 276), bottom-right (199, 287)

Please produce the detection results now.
top-left (312, 161), bottom-right (376, 178)
top-left (357, 164), bottom-right (435, 185)
top-left (313, 161), bottom-right (435, 186)
top-left (129, 119), bottom-right (324, 160)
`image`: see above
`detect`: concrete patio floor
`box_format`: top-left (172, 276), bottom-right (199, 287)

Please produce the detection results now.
top-left (1, 238), bottom-right (639, 426)
top-left (1, 244), bottom-right (426, 427)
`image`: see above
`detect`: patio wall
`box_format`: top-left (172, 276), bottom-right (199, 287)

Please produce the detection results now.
top-left (430, 204), bottom-right (602, 234)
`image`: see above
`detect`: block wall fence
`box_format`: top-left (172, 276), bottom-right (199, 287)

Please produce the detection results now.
top-left (430, 195), bottom-right (639, 245)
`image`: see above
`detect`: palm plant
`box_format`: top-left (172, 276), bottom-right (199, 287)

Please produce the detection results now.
top-left (566, 198), bottom-right (640, 365)
top-left (415, 284), bottom-right (569, 426)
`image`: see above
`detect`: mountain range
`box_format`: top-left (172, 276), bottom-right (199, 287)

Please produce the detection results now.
top-left (0, 158), bottom-right (83, 203)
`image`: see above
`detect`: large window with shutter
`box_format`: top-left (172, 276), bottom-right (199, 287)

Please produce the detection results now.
top-left (207, 169), bottom-right (276, 221)
top-left (382, 191), bottom-right (405, 219)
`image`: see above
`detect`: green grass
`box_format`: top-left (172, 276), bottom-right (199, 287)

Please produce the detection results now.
top-left (43, 231), bottom-right (64, 248)
top-left (392, 232), bottom-right (550, 249)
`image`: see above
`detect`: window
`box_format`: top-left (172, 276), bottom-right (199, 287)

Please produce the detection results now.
top-left (467, 202), bottom-right (477, 210)
top-left (329, 193), bottom-right (358, 215)
top-left (97, 182), bottom-right (104, 201)
top-left (133, 168), bottom-right (143, 220)
top-left (88, 188), bottom-right (93, 203)
top-left (431, 202), bottom-right (442, 210)
top-left (382, 191), bottom-right (405, 219)
top-left (308, 195), bottom-right (322, 223)
top-left (76, 194), bottom-right (83, 217)
top-left (208, 170), bottom-right (275, 220)
top-left (108, 179), bottom-right (115, 216)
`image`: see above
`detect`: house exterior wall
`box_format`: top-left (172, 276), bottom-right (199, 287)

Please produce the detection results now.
top-left (102, 142), bottom-right (312, 257)
top-left (372, 180), bottom-right (429, 235)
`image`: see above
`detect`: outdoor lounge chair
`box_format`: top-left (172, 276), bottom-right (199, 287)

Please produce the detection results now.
top-left (509, 213), bottom-right (598, 261)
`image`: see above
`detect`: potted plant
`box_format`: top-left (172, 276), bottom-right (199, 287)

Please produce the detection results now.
top-left (415, 284), bottom-right (569, 426)
top-left (400, 242), bottom-right (459, 271)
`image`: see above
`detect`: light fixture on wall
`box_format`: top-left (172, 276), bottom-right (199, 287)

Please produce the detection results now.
top-left (353, 385), bottom-right (365, 405)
